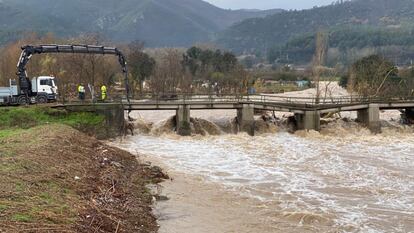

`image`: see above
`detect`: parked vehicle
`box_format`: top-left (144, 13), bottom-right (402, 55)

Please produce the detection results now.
top-left (0, 76), bottom-right (58, 105)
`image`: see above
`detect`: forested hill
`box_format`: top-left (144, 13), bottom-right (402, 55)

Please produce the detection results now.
top-left (217, 0), bottom-right (414, 55)
top-left (0, 0), bottom-right (281, 47)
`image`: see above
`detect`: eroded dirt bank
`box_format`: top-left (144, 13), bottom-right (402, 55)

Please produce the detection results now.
top-left (0, 124), bottom-right (167, 233)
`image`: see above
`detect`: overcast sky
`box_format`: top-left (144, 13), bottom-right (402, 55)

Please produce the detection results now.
top-left (205, 0), bottom-right (336, 10)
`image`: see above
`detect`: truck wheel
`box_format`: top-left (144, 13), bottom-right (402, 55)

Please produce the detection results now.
top-left (17, 96), bottom-right (29, 105)
top-left (37, 95), bottom-right (48, 104)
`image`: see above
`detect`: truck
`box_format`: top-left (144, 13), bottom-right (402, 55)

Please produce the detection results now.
top-left (0, 76), bottom-right (58, 105)
top-left (0, 44), bottom-right (131, 108)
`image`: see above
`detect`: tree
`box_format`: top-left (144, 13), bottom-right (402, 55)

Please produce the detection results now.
top-left (184, 47), bottom-right (244, 93)
top-left (127, 41), bottom-right (156, 96)
top-left (150, 49), bottom-right (188, 94)
top-left (240, 55), bottom-right (256, 69)
top-left (182, 46), bottom-right (202, 76)
top-left (348, 55), bottom-right (399, 97)
top-left (312, 31), bottom-right (328, 103)
top-left (62, 34), bottom-right (119, 100)
top-left (339, 75), bottom-right (348, 88)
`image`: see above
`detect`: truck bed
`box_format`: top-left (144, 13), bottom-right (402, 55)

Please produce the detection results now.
top-left (0, 87), bottom-right (12, 97)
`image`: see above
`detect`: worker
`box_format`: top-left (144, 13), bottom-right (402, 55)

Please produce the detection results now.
top-left (101, 84), bottom-right (107, 102)
top-left (78, 84), bottom-right (86, 101)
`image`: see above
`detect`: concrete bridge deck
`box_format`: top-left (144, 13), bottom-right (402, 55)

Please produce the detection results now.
top-left (57, 94), bottom-right (414, 136)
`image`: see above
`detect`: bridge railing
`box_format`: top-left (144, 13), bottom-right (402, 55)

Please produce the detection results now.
top-left (247, 95), bottom-right (414, 105)
top-left (127, 92), bottom-right (414, 105)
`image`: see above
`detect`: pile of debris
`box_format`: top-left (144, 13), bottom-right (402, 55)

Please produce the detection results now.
top-left (0, 124), bottom-right (168, 233)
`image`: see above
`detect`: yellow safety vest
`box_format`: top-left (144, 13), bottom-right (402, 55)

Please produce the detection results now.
top-left (78, 85), bottom-right (85, 93)
top-left (101, 86), bottom-right (107, 100)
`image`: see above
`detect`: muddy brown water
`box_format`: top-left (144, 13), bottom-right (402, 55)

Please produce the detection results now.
top-left (111, 114), bottom-right (414, 233)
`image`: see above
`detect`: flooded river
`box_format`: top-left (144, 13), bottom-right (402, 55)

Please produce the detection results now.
top-left (113, 125), bottom-right (414, 233)
top-left (111, 84), bottom-right (413, 232)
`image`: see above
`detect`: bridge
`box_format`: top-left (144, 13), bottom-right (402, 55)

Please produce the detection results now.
top-left (58, 94), bottom-right (414, 136)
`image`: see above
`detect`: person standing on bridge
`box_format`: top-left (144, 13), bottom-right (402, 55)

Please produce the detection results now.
top-left (101, 84), bottom-right (107, 102)
top-left (78, 84), bottom-right (86, 101)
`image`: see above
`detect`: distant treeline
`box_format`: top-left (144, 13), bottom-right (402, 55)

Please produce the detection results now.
top-left (268, 26), bottom-right (414, 66)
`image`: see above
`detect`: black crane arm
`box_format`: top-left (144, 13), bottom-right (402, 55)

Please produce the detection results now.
top-left (17, 44), bottom-right (131, 103)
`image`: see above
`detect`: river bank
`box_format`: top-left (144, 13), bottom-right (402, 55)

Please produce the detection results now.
top-left (0, 107), bottom-right (167, 233)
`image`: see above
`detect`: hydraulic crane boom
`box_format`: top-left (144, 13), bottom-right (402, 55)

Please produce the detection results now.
top-left (16, 44), bottom-right (131, 105)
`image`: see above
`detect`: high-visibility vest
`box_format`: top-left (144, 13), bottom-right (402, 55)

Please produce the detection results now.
top-left (101, 85), bottom-right (107, 93)
top-left (78, 85), bottom-right (85, 93)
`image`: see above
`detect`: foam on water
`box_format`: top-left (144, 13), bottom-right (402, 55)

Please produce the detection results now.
top-left (114, 130), bottom-right (414, 232)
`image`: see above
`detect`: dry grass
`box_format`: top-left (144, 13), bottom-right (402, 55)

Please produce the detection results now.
top-left (0, 124), bottom-right (167, 233)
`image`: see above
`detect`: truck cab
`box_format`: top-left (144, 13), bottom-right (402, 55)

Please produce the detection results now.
top-left (31, 76), bottom-right (58, 102)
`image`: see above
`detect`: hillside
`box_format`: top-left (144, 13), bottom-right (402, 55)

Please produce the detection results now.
top-left (218, 0), bottom-right (414, 61)
top-left (267, 25), bottom-right (414, 66)
top-left (0, 0), bottom-right (281, 47)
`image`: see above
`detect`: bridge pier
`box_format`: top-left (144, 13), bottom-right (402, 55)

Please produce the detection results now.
top-left (357, 104), bottom-right (381, 133)
top-left (237, 104), bottom-right (255, 136)
top-left (295, 111), bottom-right (321, 131)
top-left (176, 105), bottom-right (191, 136)
top-left (401, 108), bottom-right (414, 124)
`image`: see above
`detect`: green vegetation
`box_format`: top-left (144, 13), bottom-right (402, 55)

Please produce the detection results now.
top-left (182, 46), bottom-right (248, 93)
top-left (0, 107), bottom-right (104, 132)
top-left (0, 129), bottom-right (24, 139)
top-left (268, 26), bottom-right (414, 65)
top-left (251, 69), bottom-right (311, 94)
top-left (128, 41), bottom-right (156, 95)
top-left (0, 125), bottom-right (83, 228)
top-left (0, 204), bottom-right (8, 212)
top-left (259, 82), bottom-right (306, 94)
top-left (218, 0), bottom-right (414, 64)
top-left (183, 46), bottom-right (238, 79)
top-left (11, 214), bottom-right (33, 222)
top-left (128, 46), bottom-right (250, 95)
top-left (253, 70), bottom-right (309, 82)
top-left (0, 124), bottom-right (165, 232)
top-left (344, 55), bottom-right (414, 97)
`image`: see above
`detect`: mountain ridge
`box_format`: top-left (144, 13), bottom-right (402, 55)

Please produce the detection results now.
top-left (217, 0), bottom-right (414, 54)
top-left (0, 0), bottom-right (282, 46)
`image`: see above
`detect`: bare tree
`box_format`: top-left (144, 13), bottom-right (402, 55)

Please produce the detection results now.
top-left (312, 31), bottom-right (328, 103)
top-left (150, 49), bottom-right (187, 94)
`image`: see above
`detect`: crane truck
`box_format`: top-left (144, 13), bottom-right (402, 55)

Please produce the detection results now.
top-left (0, 44), bottom-right (131, 106)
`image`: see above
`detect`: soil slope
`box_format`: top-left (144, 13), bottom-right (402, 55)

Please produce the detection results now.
top-left (0, 124), bottom-right (167, 233)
